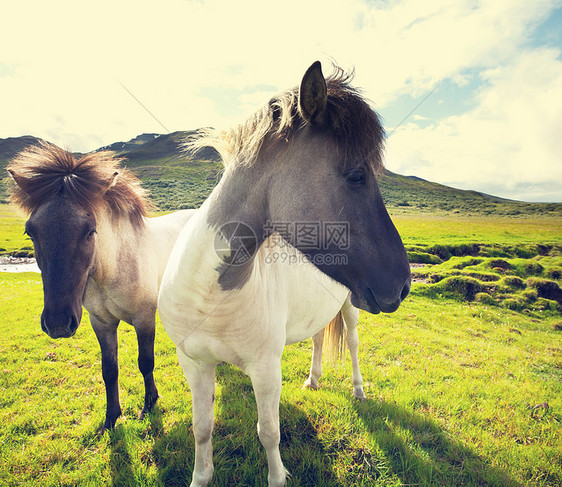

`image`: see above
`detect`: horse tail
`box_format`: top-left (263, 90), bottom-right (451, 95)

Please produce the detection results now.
top-left (324, 310), bottom-right (347, 362)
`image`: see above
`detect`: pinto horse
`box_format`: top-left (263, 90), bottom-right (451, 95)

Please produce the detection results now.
top-left (158, 61), bottom-right (411, 486)
top-left (8, 144), bottom-right (195, 432)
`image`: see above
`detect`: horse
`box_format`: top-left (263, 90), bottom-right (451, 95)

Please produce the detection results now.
top-left (7, 143), bottom-right (195, 432)
top-left (6, 142), bottom-right (360, 432)
top-left (158, 61), bottom-right (411, 486)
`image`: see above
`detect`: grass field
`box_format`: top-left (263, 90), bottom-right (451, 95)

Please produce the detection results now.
top-left (1, 207), bottom-right (561, 486)
top-left (2, 203), bottom-right (561, 257)
top-left (393, 214), bottom-right (562, 246)
top-left (0, 204), bottom-right (32, 256)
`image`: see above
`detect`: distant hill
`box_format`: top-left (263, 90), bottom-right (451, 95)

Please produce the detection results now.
top-left (97, 131), bottom-right (220, 165)
top-left (0, 136), bottom-right (44, 165)
top-left (377, 171), bottom-right (560, 217)
top-left (1, 132), bottom-right (560, 216)
top-left (98, 133), bottom-right (161, 153)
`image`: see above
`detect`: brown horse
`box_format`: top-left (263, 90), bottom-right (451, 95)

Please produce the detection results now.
top-left (158, 62), bottom-right (411, 486)
top-left (8, 144), bottom-right (195, 432)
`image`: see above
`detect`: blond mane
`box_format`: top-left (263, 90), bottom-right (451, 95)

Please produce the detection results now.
top-left (190, 66), bottom-right (385, 174)
top-left (7, 142), bottom-right (153, 226)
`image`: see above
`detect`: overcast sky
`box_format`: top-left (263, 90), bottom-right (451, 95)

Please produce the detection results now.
top-left (1, 0), bottom-right (561, 202)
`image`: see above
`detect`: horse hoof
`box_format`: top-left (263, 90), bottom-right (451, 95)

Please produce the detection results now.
top-left (139, 395), bottom-right (160, 420)
top-left (97, 422), bottom-right (114, 436)
top-left (98, 408), bottom-right (122, 434)
top-left (353, 389), bottom-right (367, 402)
top-left (140, 392), bottom-right (160, 419)
top-left (302, 380), bottom-right (319, 390)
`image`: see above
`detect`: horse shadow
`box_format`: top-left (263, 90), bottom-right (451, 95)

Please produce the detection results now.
top-left (102, 364), bottom-right (520, 487)
top-left (150, 364), bottom-right (341, 486)
top-left (352, 398), bottom-right (519, 486)
top-left (140, 363), bottom-right (519, 486)
top-left (105, 424), bottom-right (137, 487)
top-left (102, 403), bottom-right (166, 487)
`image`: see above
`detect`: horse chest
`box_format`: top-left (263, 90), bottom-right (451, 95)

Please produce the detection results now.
top-left (84, 279), bottom-right (144, 325)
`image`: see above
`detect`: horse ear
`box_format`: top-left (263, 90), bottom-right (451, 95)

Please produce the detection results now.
top-left (7, 169), bottom-right (30, 194)
top-left (102, 171), bottom-right (119, 193)
top-left (299, 61), bottom-right (328, 125)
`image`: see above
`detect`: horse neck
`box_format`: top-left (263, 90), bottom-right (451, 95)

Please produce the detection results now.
top-left (142, 209), bottom-right (197, 285)
top-left (91, 211), bottom-right (145, 283)
top-left (210, 164), bottom-right (272, 286)
top-left (166, 166), bottom-right (267, 295)
top-left (208, 163), bottom-right (268, 234)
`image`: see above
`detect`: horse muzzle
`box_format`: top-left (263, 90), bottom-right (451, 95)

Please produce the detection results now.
top-left (351, 277), bottom-right (411, 315)
top-left (41, 309), bottom-right (80, 339)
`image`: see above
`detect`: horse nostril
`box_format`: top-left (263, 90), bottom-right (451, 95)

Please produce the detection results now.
top-left (40, 310), bottom-right (79, 338)
top-left (69, 315), bottom-right (79, 335)
top-left (400, 279), bottom-right (411, 302)
top-left (41, 314), bottom-right (49, 335)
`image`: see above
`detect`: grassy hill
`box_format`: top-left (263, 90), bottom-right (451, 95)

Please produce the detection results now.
top-left (1, 133), bottom-right (561, 216)
top-left (378, 171), bottom-right (561, 217)
top-left (0, 135), bottom-right (44, 166)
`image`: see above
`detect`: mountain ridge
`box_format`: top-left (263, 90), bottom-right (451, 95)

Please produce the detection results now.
top-left (1, 133), bottom-right (560, 216)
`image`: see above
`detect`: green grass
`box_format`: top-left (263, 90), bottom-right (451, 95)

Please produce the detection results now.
top-left (0, 204), bottom-right (32, 256)
top-left (1, 211), bottom-right (561, 485)
top-left (1, 182), bottom-right (561, 485)
top-left (3, 205), bottom-right (561, 258)
top-left (393, 214), bottom-right (562, 247)
top-left (391, 215), bottom-right (562, 315)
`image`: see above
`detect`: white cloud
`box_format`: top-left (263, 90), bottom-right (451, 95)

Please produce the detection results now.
top-left (348, 0), bottom-right (558, 105)
top-left (1, 0), bottom-right (561, 200)
top-left (386, 48), bottom-right (562, 201)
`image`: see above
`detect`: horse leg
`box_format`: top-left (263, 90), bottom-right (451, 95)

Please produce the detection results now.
top-left (303, 329), bottom-right (324, 390)
top-left (177, 349), bottom-right (216, 487)
top-left (342, 299), bottom-right (366, 401)
top-left (134, 319), bottom-right (159, 419)
top-left (91, 317), bottom-right (122, 432)
top-left (249, 361), bottom-right (287, 487)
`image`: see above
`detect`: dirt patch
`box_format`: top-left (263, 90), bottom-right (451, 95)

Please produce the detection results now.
top-left (410, 263), bottom-right (430, 284)
top-left (527, 279), bottom-right (562, 305)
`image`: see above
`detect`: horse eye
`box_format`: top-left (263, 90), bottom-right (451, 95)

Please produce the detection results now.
top-left (86, 228), bottom-right (97, 240)
top-left (344, 168), bottom-right (366, 186)
top-left (24, 230), bottom-right (34, 241)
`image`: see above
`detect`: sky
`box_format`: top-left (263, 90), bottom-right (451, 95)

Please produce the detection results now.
top-left (1, 0), bottom-right (561, 202)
